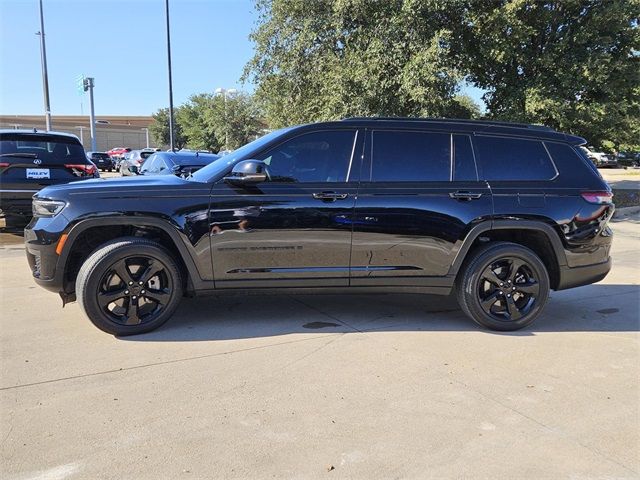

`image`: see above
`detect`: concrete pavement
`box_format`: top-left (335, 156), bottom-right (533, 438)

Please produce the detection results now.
top-left (1, 215), bottom-right (638, 479)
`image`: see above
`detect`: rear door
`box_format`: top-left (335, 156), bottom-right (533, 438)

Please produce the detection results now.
top-left (350, 129), bottom-right (492, 286)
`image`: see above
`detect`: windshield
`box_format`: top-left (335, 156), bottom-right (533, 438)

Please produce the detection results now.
top-left (189, 128), bottom-right (293, 182)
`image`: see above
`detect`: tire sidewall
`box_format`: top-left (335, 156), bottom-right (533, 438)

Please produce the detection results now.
top-left (460, 244), bottom-right (550, 331)
top-left (77, 241), bottom-right (182, 335)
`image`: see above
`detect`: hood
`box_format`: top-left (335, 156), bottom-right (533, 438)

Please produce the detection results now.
top-left (35, 174), bottom-right (194, 200)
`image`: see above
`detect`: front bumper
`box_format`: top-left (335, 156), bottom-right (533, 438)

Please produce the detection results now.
top-left (24, 217), bottom-right (69, 294)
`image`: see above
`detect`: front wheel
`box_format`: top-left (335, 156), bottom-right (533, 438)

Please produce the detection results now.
top-left (76, 238), bottom-right (183, 335)
top-left (456, 242), bottom-right (550, 331)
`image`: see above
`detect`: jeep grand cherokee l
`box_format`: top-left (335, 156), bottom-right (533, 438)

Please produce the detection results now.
top-left (24, 118), bottom-right (613, 335)
top-left (0, 130), bottom-right (98, 227)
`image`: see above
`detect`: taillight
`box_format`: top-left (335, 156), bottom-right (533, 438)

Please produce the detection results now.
top-left (581, 191), bottom-right (613, 204)
top-left (0, 162), bottom-right (9, 167)
top-left (65, 164), bottom-right (97, 175)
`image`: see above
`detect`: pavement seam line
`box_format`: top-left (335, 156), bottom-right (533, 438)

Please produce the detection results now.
top-left (289, 295), bottom-right (367, 334)
top-left (449, 378), bottom-right (639, 476)
top-left (0, 333), bottom-right (338, 392)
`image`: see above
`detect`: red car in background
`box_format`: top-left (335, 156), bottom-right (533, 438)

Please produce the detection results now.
top-left (106, 147), bottom-right (131, 159)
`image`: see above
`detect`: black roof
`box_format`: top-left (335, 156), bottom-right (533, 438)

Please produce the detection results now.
top-left (306, 117), bottom-right (586, 145)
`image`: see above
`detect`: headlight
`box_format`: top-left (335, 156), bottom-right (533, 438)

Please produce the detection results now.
top-left (32, 198), bottom-right (67, 218)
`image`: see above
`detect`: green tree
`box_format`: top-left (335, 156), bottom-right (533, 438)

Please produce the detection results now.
top-left (176, 94), bottom-right (221, 152)
top-left (151, 93), bottom-right (264, 152)
top-left (149, 107), bottom-right (187, 149)
top-left (454, 0), bottom-right (640, 151)
top-left (244, 0), bottom-right (476, 127)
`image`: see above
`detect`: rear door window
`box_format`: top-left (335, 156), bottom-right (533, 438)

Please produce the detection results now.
top-left (473, 136), bottom-right (557, 181)
top-left (370, 130), bottom-right (451, 182)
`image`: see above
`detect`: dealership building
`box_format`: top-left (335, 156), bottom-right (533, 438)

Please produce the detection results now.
top-left (0, 115), bottom-right (156, 151)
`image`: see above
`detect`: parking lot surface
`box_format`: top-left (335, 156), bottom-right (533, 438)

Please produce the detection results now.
top-left (1, 214), bottom-right (638, 479)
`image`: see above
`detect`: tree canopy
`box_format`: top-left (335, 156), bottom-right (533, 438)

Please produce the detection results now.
top-left (245, 0), bottom-right (639, 151)
top-left (150, 92), bottom-right (264, 152)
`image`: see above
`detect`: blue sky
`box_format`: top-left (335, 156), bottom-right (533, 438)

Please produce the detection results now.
top-left (0, 0), bottom-right (485, 117)
top-left (0, 0), bottom-right (257, 115)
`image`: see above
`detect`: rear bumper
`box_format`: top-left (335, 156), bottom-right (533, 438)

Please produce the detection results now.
top-left (556, 257), bottom-right (611, 290)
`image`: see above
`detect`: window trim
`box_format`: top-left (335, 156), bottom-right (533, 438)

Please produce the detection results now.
top-left (255, 128), bottom-right (360, 184)
top-left (452, 133), bottom-right (480, 182)
top-left (473, 134), bottom-right (559, 182)
top-left (368, 129), bottom-right (454, 183)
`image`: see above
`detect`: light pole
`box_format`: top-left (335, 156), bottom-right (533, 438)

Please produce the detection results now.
top-left (83, 77), bottom-right (97, 151)
top-left (36, 0), bottom-right (51, 131)
top-left (75, 126), bottom-right (85, 145)
top-left (214, 87), bottom-right (237, 150)
top-left (165, 0), bottom-right (176, 151)
top-left (141, 128), bottom-right (150, 148)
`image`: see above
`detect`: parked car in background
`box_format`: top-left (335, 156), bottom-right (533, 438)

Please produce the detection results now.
top-left (579, 146), bottom-right (619, 168)
top-left (616, 151), bottom-right (640, 168)
top-left (597, 153), bottom-right (619, 168)
top-left (0, 130), bottom-right (98, 227)
top-left (24, 118), bottom-right (614, 335)
top-left (119, 149), bottom-right (155, 176)
top-left (86, 151), bottom-right (115, 172)
top-left (107, 147), bottom-right (131, 160)
top-left (139, 151), bottom-right (220, 177)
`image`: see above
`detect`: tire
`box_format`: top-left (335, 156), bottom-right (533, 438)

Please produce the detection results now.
top-left (456, 242), bottom-right (550, 331)
top-left (76, 237), bottom-right (183, 335)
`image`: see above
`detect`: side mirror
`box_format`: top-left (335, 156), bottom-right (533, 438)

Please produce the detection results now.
top-left (224, 159), bottom-right (268, 185)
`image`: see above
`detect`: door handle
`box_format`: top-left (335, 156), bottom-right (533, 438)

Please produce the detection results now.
top-left (312, 192), bottom-right (349, 201)
top-left (449, 191), bottom-right (483, 201)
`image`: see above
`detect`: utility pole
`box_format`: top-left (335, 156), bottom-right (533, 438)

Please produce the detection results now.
top-left (37, 0), bottom-right (51, 131)
top-left (215, 87), bottom-right (237, 150)
top-left (75, 126), bottom-right (85, 145)
top-left (84, 77), bottom-right (97, 151)
top-left (142, 128), bottom-right (150, 148)
top-left (165, 0), bottom-right (175, 151)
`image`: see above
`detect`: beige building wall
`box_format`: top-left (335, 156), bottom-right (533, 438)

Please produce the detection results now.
top-left (0, 115), bottom-right (163, 151)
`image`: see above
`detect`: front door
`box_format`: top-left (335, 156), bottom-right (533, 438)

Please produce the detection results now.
top-left (350, 130), bottom-right (492, 286)
top-left (210, 128), bottom-right (362, 288)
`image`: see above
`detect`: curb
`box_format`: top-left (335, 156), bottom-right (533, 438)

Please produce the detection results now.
top-left (613, 205), bottom-right (640, 219)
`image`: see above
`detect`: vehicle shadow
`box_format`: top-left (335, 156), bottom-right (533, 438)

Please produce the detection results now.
top-left (123, 283), bottom-right (640, 342)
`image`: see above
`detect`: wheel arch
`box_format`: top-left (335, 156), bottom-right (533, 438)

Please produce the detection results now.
top-left (449, 220), bottom-right (567, 290)
top-left (59, 216), bottom-right (206, 295)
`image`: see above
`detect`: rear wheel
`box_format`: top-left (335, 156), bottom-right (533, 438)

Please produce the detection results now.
top-left (76, 238), bottom-right (183, 335)
top-left (456, 242), bottom-right (549, 331)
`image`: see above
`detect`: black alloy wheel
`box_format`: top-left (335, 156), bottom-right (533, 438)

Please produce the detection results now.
top-left (97, 256), bottom-right (173, 326)
top-left (456, 242), bottom-right (550, 331)
top-left (478, 257), bottom-right (540, 321)
top-left (76, 238), bottom-right (183, 335)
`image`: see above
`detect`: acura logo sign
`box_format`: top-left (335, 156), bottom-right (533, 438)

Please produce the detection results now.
top-left (33, 159), bottom-right (42, 165)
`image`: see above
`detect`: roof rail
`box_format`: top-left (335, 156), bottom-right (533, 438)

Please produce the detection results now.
top-left (341, 117), bottom-right (554, 132)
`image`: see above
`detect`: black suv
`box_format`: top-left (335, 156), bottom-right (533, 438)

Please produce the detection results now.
top-left (24, 118), bottom-right (613, 335)
top-left (1, 130), bottom-right (98, 227)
